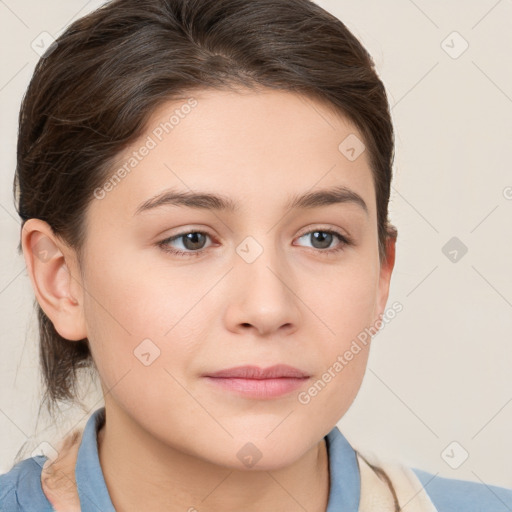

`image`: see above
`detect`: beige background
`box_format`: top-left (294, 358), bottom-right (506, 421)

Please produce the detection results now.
top-left (0, 0), bottom-right (511, 490)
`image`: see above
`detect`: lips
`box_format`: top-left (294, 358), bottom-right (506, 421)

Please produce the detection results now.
top-left (203, 364), bottom-right (310, 399)
top-left (204, 364), bottom-right (310, 379)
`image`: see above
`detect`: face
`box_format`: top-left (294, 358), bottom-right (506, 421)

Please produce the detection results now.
top-left (31, 88), bottom-right (395, 471)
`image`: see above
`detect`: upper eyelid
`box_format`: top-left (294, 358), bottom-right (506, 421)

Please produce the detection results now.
top-left (296, 225), bottom-right (345, 236)
top-left (171, 221), bottom-right (345, 234)
top-left (167, 225), bottom-right (345, 238)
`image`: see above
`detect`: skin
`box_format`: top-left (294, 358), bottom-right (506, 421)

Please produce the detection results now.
top-left (22, 87), bottom-right (396, 512)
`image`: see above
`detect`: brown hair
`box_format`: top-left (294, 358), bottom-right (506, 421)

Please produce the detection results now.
top-left (14, 0), bottom-right (397, 416)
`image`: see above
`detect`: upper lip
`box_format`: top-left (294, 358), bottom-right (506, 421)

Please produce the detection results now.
top-left (204, 364), bottom-right (309, 379)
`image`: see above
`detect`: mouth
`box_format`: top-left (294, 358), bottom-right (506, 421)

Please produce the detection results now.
top-left (203, 364), bottom-right (310, 399)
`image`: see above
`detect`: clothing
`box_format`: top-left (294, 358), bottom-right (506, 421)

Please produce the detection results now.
top-left (1, 407), bottom-right (511, 511)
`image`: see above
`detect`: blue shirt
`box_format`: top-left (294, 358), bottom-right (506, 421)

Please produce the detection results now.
top-left (1, 407), bottom-right (511, 511)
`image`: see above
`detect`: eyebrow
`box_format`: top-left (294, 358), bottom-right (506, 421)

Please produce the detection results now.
top-left (134, 185), bottom-right (368, 216)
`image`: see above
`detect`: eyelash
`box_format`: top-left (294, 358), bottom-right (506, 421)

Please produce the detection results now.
top-left (157, 228), bottom-right (352, 258)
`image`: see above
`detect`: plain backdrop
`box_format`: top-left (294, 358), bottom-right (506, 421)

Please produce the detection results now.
top-left (0, 0), bottom-right (511, 490)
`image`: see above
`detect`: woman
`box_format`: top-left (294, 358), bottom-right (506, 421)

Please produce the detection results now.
top-left (1, 0), bottom-right (511, 510)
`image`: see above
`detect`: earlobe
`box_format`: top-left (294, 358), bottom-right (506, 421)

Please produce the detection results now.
top-left (21, 219), bottom-right (87, 341)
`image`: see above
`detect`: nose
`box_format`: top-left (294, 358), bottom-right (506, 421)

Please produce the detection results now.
top-left (223, 239), bottom-right (301, 337)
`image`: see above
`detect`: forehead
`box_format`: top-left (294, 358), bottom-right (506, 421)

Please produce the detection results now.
top-left (89, 88), bottom-right (376, 223)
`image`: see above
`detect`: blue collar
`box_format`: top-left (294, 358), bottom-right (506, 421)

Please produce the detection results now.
top-left (75, 407), bottom-right (115, 511)
top-left (325, 421), bottom-right (361, 511)
top-left (38, 407), bottom-right (361, 511)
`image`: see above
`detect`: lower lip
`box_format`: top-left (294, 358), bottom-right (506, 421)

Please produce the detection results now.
top-left (204, 377), bottom-right (309, 399)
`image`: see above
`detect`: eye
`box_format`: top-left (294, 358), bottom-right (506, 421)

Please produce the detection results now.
top-left (157, 231), bottom-right (213, 257)
top-left (157, 227), bottom-right (352, 258)
top-left (294, 229), bottom-right (351, 254)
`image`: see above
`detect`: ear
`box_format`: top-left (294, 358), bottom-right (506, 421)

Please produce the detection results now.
top-left (21, 219), bottom-right (87, 341)
top-left (374, 231), bottom-right (397, 324)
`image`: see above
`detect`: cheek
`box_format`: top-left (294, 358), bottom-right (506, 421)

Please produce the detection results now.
top-left (300, 259), bottom-right (378, 413)
top-left (81, 251), bottom-right (208, 386)
top-left (299, 324), bottom-right (372, 427)
top-left (84, 240), bottom-right (192, 334)
top-left (82, 276), bottom-right (200, 422)
top-left (309, 256), bottom-right (380, 340)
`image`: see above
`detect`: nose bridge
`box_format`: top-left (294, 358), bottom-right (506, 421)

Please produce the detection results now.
top-left (236, 231), bottom-right (286, 294)
top-left (229, 231), bottom-right (299, 334)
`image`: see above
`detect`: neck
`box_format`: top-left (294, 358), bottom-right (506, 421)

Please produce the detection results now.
top-left (97, 407), bottom-right (330, 512)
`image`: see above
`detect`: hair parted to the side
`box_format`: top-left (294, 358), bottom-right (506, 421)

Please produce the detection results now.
top-left (14, 0), bottom-right (398, 418)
